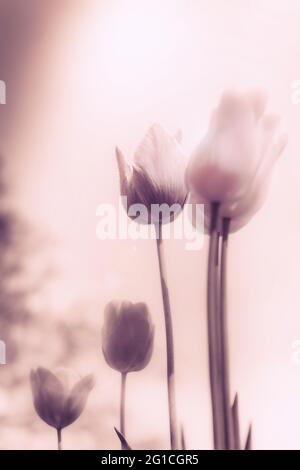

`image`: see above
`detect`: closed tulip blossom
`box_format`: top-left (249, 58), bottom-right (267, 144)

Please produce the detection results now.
top-left (186, 90), bottom-right (287, 232)
top-left (102, 300), bottom-right (154, 373)
top-left (116, 123), bottom-right (187, 225)
top-left (30, 367), bottom-right (95, 449)
top-left (102, 300), bottom-right (154, 441)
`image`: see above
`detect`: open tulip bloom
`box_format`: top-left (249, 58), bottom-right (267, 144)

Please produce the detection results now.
top-left (102, 300), bottom-right (154, 447)
top-left (186, 90), bottom-right (287, 450)
top-left (116, 123), bottom-right (187, 225)
top-left (30, 367), bottom-right (95, 449)
top-left (115, 125), bottom-right (188, 449)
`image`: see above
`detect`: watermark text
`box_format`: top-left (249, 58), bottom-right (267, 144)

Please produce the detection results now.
top-left (96, 197), bottom-right (204, 251)
top-left (0, 80), bottom-right (6, 104)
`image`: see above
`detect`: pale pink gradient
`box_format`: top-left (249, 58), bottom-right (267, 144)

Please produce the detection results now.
top-left (0, 0), bottom-right (299, 450)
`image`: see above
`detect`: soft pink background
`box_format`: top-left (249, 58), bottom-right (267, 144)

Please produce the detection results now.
top-left (0, 0), bottom-right (299, 450)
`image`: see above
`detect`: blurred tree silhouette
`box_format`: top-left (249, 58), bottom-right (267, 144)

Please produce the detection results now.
top-left (0, 160), bottom-right (30, 363)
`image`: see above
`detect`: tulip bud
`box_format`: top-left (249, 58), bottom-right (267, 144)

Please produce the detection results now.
top-left (186, 90), bottom-right (287, 232)
top-left (30, 367), bottom-right (95, 430)
top-left (116, 123), bottom-right (187, 224)
top-left (102, 300), bottom-right (154, 374)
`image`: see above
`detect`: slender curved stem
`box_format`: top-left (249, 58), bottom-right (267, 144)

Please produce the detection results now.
top-left (220, 217), bottom-right (233, 449)
top-left (57, 428), bottom-right (62, 451)
top-left (120, 372), bottom-right (127, 438)
top-left (156, 221), bottom-right (178, 450)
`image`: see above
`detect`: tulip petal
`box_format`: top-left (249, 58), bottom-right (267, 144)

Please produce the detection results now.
top-left (104, 300), bottom-right (121, 331)
top-left (102, 300), bottom-right (154, 374)
top-left (186, 89), bottom-right (286, 232)
top-left (115, 147), bottom-right (133, 198)
top-left (246, 89), bottom-right (267, 120)
top-left (174, 129), bottom-right (183, 144)
top-left (134, 123), bottom-right (186, 191)
top-left (115, 124), bottom-right (187, 224)
top-left (222, 127), bottom-right (287, 229)
top-left (187, 91), bottom-right (259, 205)
top-left (213, 92), bottom-right (258, 174)
top-left (54, 367), bottom-right (80, 391)
top-left (30, 367), bottom-right (66, 429)
top-left (118, 303), bottom-right (154, 372)
top-left (61, 374), bottom-right (95, 429)
top-left (116, 147), bottom-right (130, 180)
top-left (274, 133), bottom-right (288, 159)
top-left (259, 113), bottom-right (280, 160)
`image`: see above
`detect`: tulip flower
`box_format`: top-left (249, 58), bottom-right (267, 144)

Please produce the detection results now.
top-left (30, 367), bottom-right (95, 449)
top-left (186, 90), bottom-right (287, 450)
top-left (186, 90), bottom-right (287, 232)
top-left (102, 300), bottom-right (154, 442)
top-left (102, 300), bottom-right (154, 374)
top-left (116, 123), bottom-right (187, 225)
top-left (115, 125), bottom-right (184, 449)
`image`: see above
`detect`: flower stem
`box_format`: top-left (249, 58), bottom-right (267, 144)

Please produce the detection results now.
top-left (120, 372), bottom-right (127, 438)
top-left (57, 428), bottom-right (62, 451)
top-left (220, 217), bottom-right (233, 449)
top-left (156, 221), bottom-right (178, 450)
top-left (207, 202), bottom-right (224, 450)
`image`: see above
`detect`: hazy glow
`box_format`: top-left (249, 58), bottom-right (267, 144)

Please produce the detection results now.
top-left (96, 0), bottom-right (186, 88)
top-left (2, 0), bottom-right (300, 450)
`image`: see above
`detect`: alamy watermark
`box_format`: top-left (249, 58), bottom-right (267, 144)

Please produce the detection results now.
top-left (291, 80), bottom-right (300, 105)
top-left (291, 340), bottom-right (300, 365)
top-left (96, 197), bottom-right (204, 250)
top-left (0, 340), bottom-right (6, 364)
top-left (0, 80), bottom-right (6, 105)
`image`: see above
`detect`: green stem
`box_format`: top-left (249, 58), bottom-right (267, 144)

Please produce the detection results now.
top-left (57, 428), bottom-right (62, 451)
top-left (220, 217), bottom-right (233, 449)
top-left (120, 372), bottom-right (127, 438)
top-left (156, 221), bottom-right (178, 450)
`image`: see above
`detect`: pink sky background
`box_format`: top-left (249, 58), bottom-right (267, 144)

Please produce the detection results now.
top-left (1, 0), bottom-right (300, 449)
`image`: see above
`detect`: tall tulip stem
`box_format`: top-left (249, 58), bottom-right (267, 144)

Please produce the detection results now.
top-left (57, 428), bottom-right (62, 451)
top-left (207, 202), bottom-right (224, 449)
top-left (156, 221), bottom-right (178, 450)
top-left (120, 372), bottom-right (127, 438)
top-left (207, 207), bottom-right (235, 450)
top-left (220, 217), bottom-right (233, 449)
